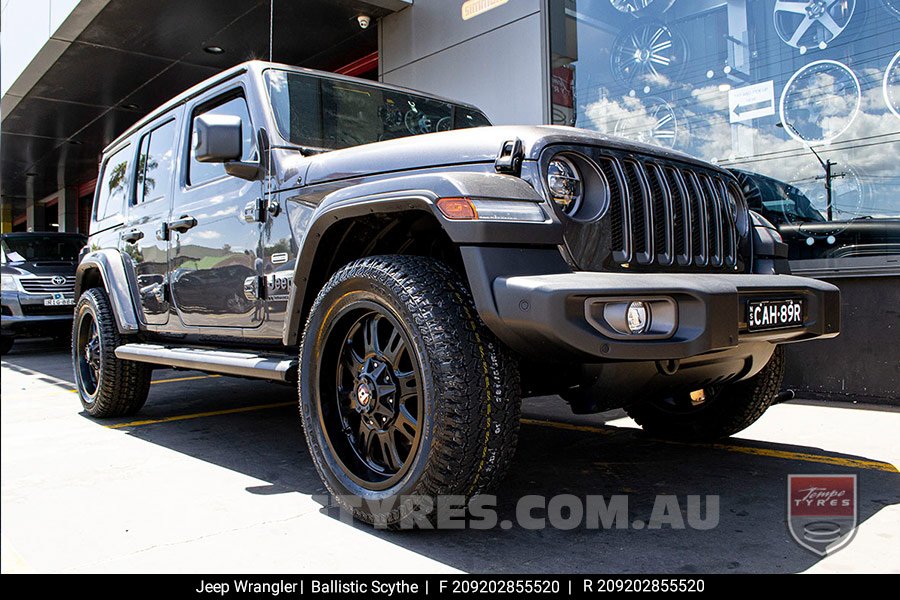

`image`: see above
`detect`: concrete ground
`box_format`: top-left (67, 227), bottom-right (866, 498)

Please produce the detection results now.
top-left (2, 338), bottom-right (898, 574)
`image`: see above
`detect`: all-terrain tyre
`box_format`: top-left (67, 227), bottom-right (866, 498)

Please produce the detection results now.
top-left (299, 255), bottom-right (521, 528)
top-left (72, 287), bottom-right (151, 417)
top-left (625, 346), bottom-right (785, 441)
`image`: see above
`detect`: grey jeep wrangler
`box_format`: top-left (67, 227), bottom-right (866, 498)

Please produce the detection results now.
top-left (74, 61), bottom-right (840, 525)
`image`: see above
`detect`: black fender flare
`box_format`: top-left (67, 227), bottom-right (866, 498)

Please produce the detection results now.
top-left (75, 249), bottom-right (141, 334)
top-left (281, 171), bottom-right (562, 345)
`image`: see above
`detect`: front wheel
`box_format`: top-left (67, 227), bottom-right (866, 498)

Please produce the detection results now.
top-left (0, 336), bottom-right (13, 355)
top-left (625, 346), bottom-right (785, 441)
top-left (299, 256), bottom-right (521, 527)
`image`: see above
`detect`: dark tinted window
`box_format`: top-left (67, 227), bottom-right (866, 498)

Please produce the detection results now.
top-left (136, 119), bottom-right (178, 203)
top-left (189, 95), bottom-right (255, 186)
top-left (1, 234), bottom-right (86, 262)
top-left (95, 144), bottom-right (132, 222)
top-left (266, 70), bottom-right (492, 150)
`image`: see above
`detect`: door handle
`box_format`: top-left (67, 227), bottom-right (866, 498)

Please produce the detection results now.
top-left (120, 228), bottom-right (144, 243)
top-left (168, 215), bottom-right (197, 233)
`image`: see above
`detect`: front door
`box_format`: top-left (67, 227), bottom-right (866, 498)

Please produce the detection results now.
top-left (170, 91), bottom-right (264, 329)
top-left (120, 115), bottom-right (181, 326)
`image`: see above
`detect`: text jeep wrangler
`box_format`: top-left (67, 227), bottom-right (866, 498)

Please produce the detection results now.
top-left (73, 61), bottom-right (840, 526)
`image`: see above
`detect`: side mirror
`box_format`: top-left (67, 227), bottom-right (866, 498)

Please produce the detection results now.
top-left (193, 115), bottom-right (263, 180)
top-left (193, 114), bottom-right (242, 163)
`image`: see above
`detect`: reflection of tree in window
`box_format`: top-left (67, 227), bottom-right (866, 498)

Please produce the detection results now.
top-left (108, 161), bottom-right (128, 196)
top-left (136, 153), bottom-right (159, 199)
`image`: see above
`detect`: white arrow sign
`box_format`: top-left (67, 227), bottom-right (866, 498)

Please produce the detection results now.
top-left (728, 80), bottom-right (776, 123)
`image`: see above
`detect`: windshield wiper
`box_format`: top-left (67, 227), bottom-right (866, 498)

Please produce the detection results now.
top-left (270, 143), bottom-right (331, 156)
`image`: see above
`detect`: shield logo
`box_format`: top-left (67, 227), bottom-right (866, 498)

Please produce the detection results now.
top-left (788, 474), bottom-right (857, 556)
top-left (51, 275), bottom-right (66, 286)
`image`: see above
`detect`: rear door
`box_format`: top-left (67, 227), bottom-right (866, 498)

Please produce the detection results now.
top-left (170, 89), bottom-right (264, 329)
top-left (120, 113), bottom-right (182, 326)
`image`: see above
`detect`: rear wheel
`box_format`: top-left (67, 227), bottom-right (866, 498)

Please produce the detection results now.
top-left (625, 346), bottom-right (784, 441)
top-left (299, 256), bottom-right (520, 527)
top-left (73, 288), bottom-right (151, 417)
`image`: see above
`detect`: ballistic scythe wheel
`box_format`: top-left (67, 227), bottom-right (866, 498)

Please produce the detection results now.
top-left (299, 256), bottom-right (521, 527)
top-left (72, 287), bottom-right (151, 417)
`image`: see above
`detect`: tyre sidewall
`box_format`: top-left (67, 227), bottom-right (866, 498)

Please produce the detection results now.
top-left (73, 290), bottom-right (103, 413)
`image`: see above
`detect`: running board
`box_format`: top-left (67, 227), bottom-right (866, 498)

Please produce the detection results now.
top-left (114, 344), bottom-right (297, 382)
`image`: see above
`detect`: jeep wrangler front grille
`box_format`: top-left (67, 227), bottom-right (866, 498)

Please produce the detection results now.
top-left (594, 156), bottom-right (744, 271)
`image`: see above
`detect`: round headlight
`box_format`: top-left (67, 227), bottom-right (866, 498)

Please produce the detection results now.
top-left (547, 156), bottom-right (583, 215)
top-left (626, 301), bottom-right (650, 334)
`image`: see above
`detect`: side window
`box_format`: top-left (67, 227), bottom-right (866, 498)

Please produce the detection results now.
top-left (135, 119), bottom-right (178, 204)
top-left (95, 144), bottom-right (132, 222)
top-left (189, 95), bottom-right (256, 186)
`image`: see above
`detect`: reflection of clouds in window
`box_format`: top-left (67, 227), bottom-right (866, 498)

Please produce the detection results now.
top-left (555, 0), bottom-right (899, 239)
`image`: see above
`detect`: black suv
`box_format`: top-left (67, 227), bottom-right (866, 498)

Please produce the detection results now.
top-left (73, 62), bottom-right (840, 526)
top-left (731, 168), bottom-right (900, 261)
top-left (1, 232), bottom-right (86, 354)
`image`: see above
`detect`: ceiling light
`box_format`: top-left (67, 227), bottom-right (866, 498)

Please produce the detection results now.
top-left (204, 45), bottom-right (225, 54)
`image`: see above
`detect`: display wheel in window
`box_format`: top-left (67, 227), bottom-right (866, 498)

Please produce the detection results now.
top-left (610, 19), bottom-right (687, 89)
top-left (882, 0), bottom-right (900, 20)
top-left (612, 97), bottom-right (681, 149)
top-left (779, 60), bottom-right (861, 144)
top-left (773, 0), bottom-right (856, 53)
top-left (884, 50), bottom-right (900, 119)
top-left (609, 0), bottom-right (676, 17)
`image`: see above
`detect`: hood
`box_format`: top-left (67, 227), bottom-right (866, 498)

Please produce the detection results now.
top-left (285, 125), bottom-right (722, 188)
top-left (2, 261), bottom-right (77, 277)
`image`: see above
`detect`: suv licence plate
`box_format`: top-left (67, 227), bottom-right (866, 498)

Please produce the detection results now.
top-left (44, 294), bottom-right (75, 307)
top-left (747, 298), bottom-right (804, 332)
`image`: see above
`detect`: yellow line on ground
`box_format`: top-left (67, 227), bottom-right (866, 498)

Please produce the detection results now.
top-left (71, 373), bottom-right (221, 392)
top-left (106, 401), bottom-right (295, 429)
top-left (151, 374), bottom-right (221, 385)
top-left (521, 418), bottom-right (899, 474)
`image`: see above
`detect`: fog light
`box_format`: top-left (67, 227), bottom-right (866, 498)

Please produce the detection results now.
top-left (626, 301), bottom-right (650, 334)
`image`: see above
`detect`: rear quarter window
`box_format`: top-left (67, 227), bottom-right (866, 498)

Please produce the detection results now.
top-left (94, 144), bottom-right (133, 228)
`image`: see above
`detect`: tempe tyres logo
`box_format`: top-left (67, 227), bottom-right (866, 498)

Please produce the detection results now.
top-left (788, 474), bottom-right (858, 556)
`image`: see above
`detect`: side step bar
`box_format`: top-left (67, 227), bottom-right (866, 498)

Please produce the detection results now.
top-left (114, 344), bottom-right (297, 382)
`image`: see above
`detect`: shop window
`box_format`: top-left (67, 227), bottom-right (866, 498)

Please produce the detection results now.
top-left (548, 0), bottom-right (900, 270)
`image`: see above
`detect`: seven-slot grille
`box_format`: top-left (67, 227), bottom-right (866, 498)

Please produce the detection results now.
top-left (19, 276), bottom-right (75, 295)
top-left (594, 156), bottom-right (744, 270)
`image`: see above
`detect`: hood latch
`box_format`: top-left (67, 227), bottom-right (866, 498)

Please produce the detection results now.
top-left (495, 138), bottom-right (524, 176)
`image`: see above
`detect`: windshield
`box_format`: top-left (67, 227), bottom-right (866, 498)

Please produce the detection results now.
top-left (265, 69), bottom-right (492, 150)
top-left (1, 234), bottom-right (86, 262)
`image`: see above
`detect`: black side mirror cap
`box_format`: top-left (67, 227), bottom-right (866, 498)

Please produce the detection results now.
top-left (224, 161), bottom-right (263, 181)
top-left (194, 114), bottom-right (242, 163)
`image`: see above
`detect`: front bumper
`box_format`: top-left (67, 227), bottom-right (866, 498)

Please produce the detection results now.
top-left (481, 267), bottom-right (840, 362)
top-left (1, 290), bottom-right (75, 336)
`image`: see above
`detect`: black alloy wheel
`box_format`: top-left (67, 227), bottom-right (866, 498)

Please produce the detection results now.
top-left (320, 302), bottom-right (423, 489)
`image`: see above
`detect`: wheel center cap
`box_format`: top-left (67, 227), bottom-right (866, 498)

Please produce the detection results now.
top-left (356, 381), bottom-right (373, 408)
top-left (807, 1), bottom-right (826, 18)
